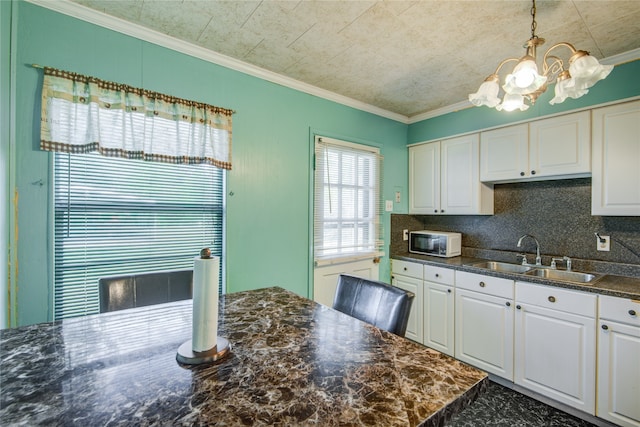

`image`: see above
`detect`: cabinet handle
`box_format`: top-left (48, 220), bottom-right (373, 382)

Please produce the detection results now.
top-left (548, 296), bottom-right (556, 303)
top-left (531, 170), bottom-right (536, 175)
top-left (441, 209), bottom-right (445, 213)
top-left (630, 310), bottom-right (637, 316)
top-left (516, 305), bottom-right (522, 310)
top-left (403, 267), bottom-right (407, 271)
top-left (479, 281), bottom-right (486, 287)
top-left (435, 273), bottom-right (440, 278)
top-left (447, 289), bottom-right (452, 293)
top-left (505, 301), bottom-right (511, 307)
top-left (434, 209), bottom-right (438, 213)
top-left (520, 171), bottom-right (525, 176)
top-left (602, 324), bottom-right (609, 330)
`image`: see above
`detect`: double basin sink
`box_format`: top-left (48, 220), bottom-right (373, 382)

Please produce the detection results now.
top-left (469, 261), bottom-right (603, 285)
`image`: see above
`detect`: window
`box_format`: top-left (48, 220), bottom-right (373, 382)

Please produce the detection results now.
top-left (53, 153), bottom-right (224, 320)
top-left (313, 136), bottom-right (383, 262)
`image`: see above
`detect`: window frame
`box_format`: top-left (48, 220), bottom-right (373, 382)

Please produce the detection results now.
top-left (313, 136), bottom-right (383, 265)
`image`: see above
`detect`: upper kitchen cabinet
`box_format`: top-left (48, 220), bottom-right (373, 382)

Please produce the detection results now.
top-left (409, 134), bottom-right (494, 215)
top-left (592, 100), bottom-right (640, 216)
top-left (480, 111), bottom-right (591, 182)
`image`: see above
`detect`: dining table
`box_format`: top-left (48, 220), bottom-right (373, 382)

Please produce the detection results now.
top-left (0, 286), bottom-right (487, 426)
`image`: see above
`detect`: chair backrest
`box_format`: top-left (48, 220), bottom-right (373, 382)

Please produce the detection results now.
top-left (99, 269), bottom-right (193, 313)
top-left (332, 274), bottom-right (415, 337)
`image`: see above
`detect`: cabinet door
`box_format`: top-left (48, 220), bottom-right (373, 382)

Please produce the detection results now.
top-left (409, 142), bottom-right (440, 214)
top-left (480, 124), bottom-right (528, 182)
top-left (514, 304), bottom-right (596, 414)
top-left (392, 274), bottom-right (423, 343)
top-left (528, 111), bottom-right (591, 179)
top-left (441, 134), bottom-right (492, 215)
top-left (597, 320), bottom-right (640, 427)
top-left (592, 100), bottom-right (640, 216)
top-left (424, 281), bottom-right (454, 356)
top-left (455, 288), bottom-right (514, 379)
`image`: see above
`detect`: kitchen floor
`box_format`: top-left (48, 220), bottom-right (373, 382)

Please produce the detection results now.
top-left (445, 381), bottom-right (596, 427)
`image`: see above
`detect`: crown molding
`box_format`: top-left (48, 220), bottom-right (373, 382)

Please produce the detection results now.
top-left (25, 0), bottom-right (409, 124)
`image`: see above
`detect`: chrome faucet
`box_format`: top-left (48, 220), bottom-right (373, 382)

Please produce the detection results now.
top-left (517, 234), bottom-right (542, 266)
top-left (551, 256), bottom-right (572, 271)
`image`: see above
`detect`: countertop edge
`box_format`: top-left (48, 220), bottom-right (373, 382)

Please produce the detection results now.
top-left (391, 254), bottom-right (640, 300)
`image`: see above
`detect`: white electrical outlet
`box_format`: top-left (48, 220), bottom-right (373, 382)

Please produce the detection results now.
top-left (597, 235), bottom-right (610, 251)
top-left (385, 200), bottom-right (393, 212)
top-left (403, 229), bottom-right (409, 241)
top-left (395, 191), bottom-right (401, 203)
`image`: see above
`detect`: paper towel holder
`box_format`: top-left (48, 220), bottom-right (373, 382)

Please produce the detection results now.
top-left (176, 247), bottom-right (230, 365)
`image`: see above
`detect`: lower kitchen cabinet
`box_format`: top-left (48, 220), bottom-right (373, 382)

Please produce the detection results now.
top-left (514, 282), bottom-right (597, 414)
top-left (391, 259), bottom-right (424, 343)
top-left (423, 265), bottom-right (455, 356)
top-left (597, 296), bottom-right (640, 427)
top-left (455, 271), bottom-right (514, 379)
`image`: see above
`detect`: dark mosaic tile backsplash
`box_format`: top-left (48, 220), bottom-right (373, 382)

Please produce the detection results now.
top-left (391, 178), bottom-right (640, 277)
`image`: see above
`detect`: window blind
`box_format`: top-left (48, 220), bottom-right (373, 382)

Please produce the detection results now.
top-left (314, 136), bottom-right (383, 261)
top-left (53, 152), bottom-right (224, 320)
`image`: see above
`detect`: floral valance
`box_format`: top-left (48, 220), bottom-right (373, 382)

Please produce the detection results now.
top-left (40, 67), bottom-right (233, 170)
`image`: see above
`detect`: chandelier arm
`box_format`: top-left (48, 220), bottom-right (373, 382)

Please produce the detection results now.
top-left (492, 57), bottom-right (520, 75)
top-left (542, 55), bottom-right (565, 81)
top-left (543, 42), bottom-right (578, 64)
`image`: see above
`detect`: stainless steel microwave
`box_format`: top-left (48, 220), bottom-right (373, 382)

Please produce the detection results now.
top-left (409, 230), bottom-right (462, 258)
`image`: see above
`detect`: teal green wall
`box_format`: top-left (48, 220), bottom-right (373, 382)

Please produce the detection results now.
top-left (408, 60), bottom-right (640, 144)
top-left (1, 0), bottom-right (13, 329)
top-left (8, 1), bottom-right (408, 326)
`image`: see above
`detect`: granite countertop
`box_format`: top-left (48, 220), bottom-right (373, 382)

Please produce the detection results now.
top-left (0, 287), bottom-right (487, 426)
top-left (392, 252), bottom-right (640, 300)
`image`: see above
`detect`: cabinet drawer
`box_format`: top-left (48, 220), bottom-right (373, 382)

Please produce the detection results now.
top-left (424, 265), bottom-right (455, 285)
top-left (456, 271), bottom-right (514, 299)
top-left (391, 259), bottom-right (423, 279)
top-left (516, 282), bottom-right (597, 317)
top-left (599, 295), bottom-right (640, 326)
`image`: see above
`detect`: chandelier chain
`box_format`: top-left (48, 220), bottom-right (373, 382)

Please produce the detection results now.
top-left (530, 0), bottom-right (537, 38)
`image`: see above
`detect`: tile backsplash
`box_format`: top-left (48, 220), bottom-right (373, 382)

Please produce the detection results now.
top-left (391, 178), bottom-right (640, 277)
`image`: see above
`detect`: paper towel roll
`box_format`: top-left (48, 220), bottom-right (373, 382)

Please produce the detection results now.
top-left (192, 255), bottom-right (219, 352)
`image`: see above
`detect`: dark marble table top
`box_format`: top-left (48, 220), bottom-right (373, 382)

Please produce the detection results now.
top-left (0, 287), bottom-right (487, 426)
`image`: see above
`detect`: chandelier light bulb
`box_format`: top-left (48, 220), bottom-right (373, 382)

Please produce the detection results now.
top-left (496, 93), bottom-right (529, 112)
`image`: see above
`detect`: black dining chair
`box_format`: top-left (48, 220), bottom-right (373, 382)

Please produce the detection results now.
top-left (332, 274), bottom-right (415, 337)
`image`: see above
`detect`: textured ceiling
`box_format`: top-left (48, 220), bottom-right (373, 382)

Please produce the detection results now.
top-left (67, 0), bottom-right (640, 118)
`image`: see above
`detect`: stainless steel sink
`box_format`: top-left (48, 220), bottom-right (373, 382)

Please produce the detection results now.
top-left (524, 268), bottom-right (602, 284)
top-left (470, 261), bottom-right (534, 274)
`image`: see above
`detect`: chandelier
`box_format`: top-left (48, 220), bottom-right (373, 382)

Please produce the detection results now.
top-left (468, 0), bottom-right (613, 112)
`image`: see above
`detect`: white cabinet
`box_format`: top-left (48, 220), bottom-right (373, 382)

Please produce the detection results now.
top-left (597, 295), bottom-right (640, 427)
top-left (592, 100), bottom-right (640, 216)
top-left (455, 271), bottom-right (514, 379)
top-left (409, 141), bottom-right (439, 214)
top-left (391, 259), bottom-right (424, 343)
top-left (481, 111), bottom-right (591, 182)
top-left (514, 282), bottom-right (597, 414)
top-left (423, 265), bottom-right (455, 356)
top-left (409, 134), bottom-right (493, 215)
top-left (480, 124), bottom-right (529, 182)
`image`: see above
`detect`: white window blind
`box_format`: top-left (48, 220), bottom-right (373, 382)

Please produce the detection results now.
top-left (314, 136), bottom-right (383, 262)
top-left (53, 152), bottom-right (224, 320)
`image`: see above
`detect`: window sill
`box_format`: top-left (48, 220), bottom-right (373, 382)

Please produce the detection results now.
top-left (314, 251), bottom-right (385, 268)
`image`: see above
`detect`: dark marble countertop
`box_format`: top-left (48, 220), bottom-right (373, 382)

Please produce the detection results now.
top-left (392, 252), bottom-right (640, 300)
top-left (0, 287), bottom-right (487, 426)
